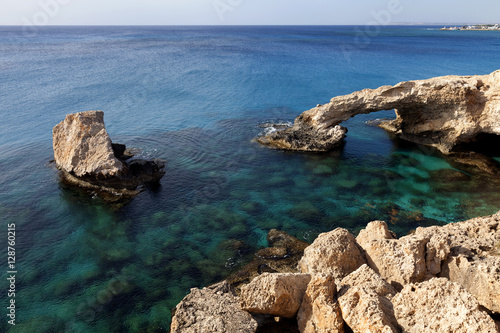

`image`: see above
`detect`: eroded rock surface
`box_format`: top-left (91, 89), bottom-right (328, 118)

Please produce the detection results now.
top-left (53, 110), bottom-right (124, 178)
top-left (170, 281), bottom-right (258, 333)
top-left (339, 264), bottom-right (397, 300)
top-left (240, 273), bottom-right (311, 318)
top-left (299, 228), bottom-right (366, 284)
top-left (297, 274), bottom-right (344, 333)
top-left (53, 111), bottom-right (165, 201)
top-left (357, 232), bottom-right (428, 290)
top-left (338, 285), bottom-right (399, 333)
top-left (393, 278), bottom-right (498, 333)
top-left (257, 70), bottom-right (500, 154)
top-left (414, 212), bottom-right (500, 313)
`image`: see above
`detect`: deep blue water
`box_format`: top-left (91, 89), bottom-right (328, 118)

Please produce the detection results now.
top-left (1, 25), bottom-right (500, 332)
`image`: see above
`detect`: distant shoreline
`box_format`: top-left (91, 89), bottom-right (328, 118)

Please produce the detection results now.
top-left (441, 24), bottom-right (500, 31)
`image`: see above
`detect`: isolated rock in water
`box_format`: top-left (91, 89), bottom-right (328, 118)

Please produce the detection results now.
top-left (299, 228), bottom-right (366, 284)
top-left (170, 281), bottom-right (258, 333)
top-left (53, 110), bottom-right (124, 177)
top-left (297, 274), bottom-right (344, 333)
top-left (52, 111), bottom-right (165, 200)
top-left (339, 264), bottom-right (397, 300)
top-left (240, 273), bottom-right (311, 318)
top-left (257, 70), bottom-right (500, 153)
top-left (393, 278), bottom-right (497, 333)
top-left (357, 234), bottom-right (428, 290)
top-left (338, 285), bottom-right (399, 333)
top-left (256, 123), bottom-right (347, 152)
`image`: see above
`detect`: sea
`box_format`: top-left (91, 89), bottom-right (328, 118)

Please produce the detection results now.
top-left (1, 25), bottom-right (499, 332)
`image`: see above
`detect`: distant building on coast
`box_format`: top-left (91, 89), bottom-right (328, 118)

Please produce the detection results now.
top-left (441, 24), bottom-right (500, 31)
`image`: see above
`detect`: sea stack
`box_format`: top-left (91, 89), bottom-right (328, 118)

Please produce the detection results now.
top-left (257, 70), bottom-right (500, 154)
top-left (52, 110), bottom-right (165, 200)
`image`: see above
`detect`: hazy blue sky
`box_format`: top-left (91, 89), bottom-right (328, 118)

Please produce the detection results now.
top-left (1, 0), bottom-right (499, 25)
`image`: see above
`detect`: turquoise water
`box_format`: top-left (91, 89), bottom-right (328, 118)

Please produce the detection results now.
top-left (1, 26), bottom-right (500, 332)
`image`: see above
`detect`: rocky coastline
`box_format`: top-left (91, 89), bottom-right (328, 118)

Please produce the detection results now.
top-left (52, 110), bottom-right (165, 202)
top-left (170, 212), bottom-right (500, 332)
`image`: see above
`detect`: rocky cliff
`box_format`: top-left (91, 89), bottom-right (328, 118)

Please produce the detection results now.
top-left (257, 70), bottom-right (500, 154)
top-left (170, 212), bottom-right (500, 332)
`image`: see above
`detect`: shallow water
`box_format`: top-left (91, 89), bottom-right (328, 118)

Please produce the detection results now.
top-left (1, 26), bottom-right (500, 332)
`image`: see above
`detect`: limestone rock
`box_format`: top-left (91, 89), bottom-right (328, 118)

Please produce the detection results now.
top-left (441, 254), bottom-right (500, 314)
top-left (257, 123), bottom-right (347, 152)
top-left (240, 273), bottom-right (311, 318)
top-left (393, 278), bottom-right (498, 333)
top-left (339, 264), bottom-right (397, 300)
top-left (297, 274), bottom-right (344, 333)
top-left (338, 285), bottom-right (399, 333)
top-left (52, 111), bottom-right (165, 201)
top-left (53, 111), bottom-right (124, 178)
top-left (414, 213), bottom-right (500, 312)
top-left (256, 70), bottom-right (500, 154)
top-left (298, 228), bottom-right (366, 284)
top-left (356, 220), bottom-right (396, 245)
top-left (358, 234), bottom-right (428, 290)
top-left (170, 281), bottom-right (258, 333)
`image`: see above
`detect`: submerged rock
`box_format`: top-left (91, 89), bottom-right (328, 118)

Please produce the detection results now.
top-left (52, 111), bottom-right (165, 201)
top-left (256, 70), bottom-right (500, 155)
top-left (226, 229), bottom-right (309, 294)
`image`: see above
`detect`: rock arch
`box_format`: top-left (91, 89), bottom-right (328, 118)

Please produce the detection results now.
top-left (257, 70), bottom-right (500, 155)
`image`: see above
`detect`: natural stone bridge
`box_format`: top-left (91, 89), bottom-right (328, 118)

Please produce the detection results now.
top-left (257, 70), bottom-right (500, 154)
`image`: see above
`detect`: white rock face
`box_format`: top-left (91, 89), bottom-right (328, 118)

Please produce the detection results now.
top-left (240, 273), bottom-right (311, 318)
top-left (52, 111), bottom-right (124, 178)
top-left (299, 228), bottom-right (366, 284)
top-left (393, 278), bottom-right (498, 333)
top-left (170, 281), bottom-right (258, 333)
top-left (258, 70), bottom-right (500, 153)
top-left (297, 274), bottom-right (344, 333)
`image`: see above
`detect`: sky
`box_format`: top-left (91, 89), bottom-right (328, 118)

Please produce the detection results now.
top-left (1, 0), bottom-right (500, 26)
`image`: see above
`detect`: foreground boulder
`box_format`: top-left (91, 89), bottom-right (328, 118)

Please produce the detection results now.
top-left (170, 281), bottom-right (258, 333)
top-left (298, 228), bottom-right (366, 284)
top-left (297, 274), bottom-right (344, 333)
top-left (240, 273), bottom-right (311, 318)
top-left (357, 230), bottom-right (428, 290)
top-left (170, 212), bottom-right (500, 332)
top-left (393, 278), bottom-right (497, 333)
top-left (338, 285), bottom-right (399, 333)
top-left (338, 265), bottom-right (399, 333)
top-left (414, 213), bottom-right (500, 313)
top-left (257, 70), bottom-right (500, 154)
top-left (339, 264), bottom-right (397, 300)
top-left (53, 111), bottom-right (165, 201)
